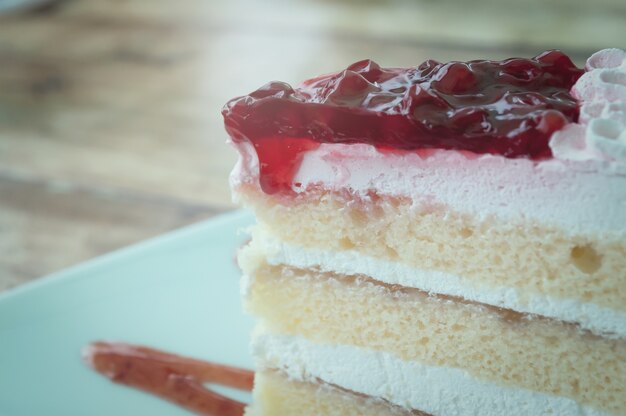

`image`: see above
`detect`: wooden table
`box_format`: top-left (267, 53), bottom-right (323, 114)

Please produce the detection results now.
top-left (1, 0), bottom-right (624, 291)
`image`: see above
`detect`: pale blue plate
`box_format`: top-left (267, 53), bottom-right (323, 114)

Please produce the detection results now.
top-left (0, 210), bottom-right (255, 416)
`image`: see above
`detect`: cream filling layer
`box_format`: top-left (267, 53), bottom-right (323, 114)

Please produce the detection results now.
top-left (231, 141), bottom-right (626, 238)
top-left (255, 233), bottom-right (626, 340)
top-left (253, 333), bottom-right (609, 416)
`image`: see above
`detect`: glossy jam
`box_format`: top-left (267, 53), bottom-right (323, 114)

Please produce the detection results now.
top-left (223, 51), bottom-right (583, 194)
top-left (84, 342), bottom-right (253, 416)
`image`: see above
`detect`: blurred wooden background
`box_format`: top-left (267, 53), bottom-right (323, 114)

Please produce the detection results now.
top-left (1, 0), bottom-right (625, 290)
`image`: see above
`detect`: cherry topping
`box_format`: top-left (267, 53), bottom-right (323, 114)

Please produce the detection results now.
top-left (223, 50), bottom-right (583, 194)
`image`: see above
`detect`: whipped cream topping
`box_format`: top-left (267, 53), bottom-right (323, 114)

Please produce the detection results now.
top-left (550, 49), bottom-right (626, 173)
top-left (253, 334), bottom-right (609, 416)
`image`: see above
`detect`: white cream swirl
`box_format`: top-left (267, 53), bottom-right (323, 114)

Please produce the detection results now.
top-left (550, 49), bottom-right (626, 174)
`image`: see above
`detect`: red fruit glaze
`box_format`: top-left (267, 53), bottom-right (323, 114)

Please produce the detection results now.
top-left (223, 50), bottom-right (584, 194)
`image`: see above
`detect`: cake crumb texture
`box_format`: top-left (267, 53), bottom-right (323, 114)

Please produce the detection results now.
top-left (245, 371), bottom-right (420, 416)
top-left (241, 258), bottom-right (626, 414)
top-left (239, 187), bottom-right (626, 312)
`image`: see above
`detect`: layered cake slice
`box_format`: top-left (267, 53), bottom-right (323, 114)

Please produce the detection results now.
top-left (224, 49), bottom-right (626, 416)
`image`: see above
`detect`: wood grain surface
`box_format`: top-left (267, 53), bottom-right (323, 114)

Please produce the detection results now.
top-left (1, 0), bottom-right (625, 290)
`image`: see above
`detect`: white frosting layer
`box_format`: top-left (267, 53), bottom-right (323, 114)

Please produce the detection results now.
top-left (231, 144), bottom-right (626, 237)
top-left (301, 144), bottom-right (626, 237)
top-left (256, 233), bottom-right (626, 340)
top-left (232, 141), bottom-right (626, 238)
top-left (551, 48), bottom-right (626, 173)
top-left (253, 334), bottom-right (609, 416)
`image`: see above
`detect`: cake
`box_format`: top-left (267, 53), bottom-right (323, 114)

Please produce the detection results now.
top-left (223, 49), bottom-right (626, 416)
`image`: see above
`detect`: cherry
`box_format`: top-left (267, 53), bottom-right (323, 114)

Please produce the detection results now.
top-left (346, 59), bottom-right (383, 82)
top-left (432, 62), bottom-right (478, 94)
top-left (325, 70), bottom-right (380, 107)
